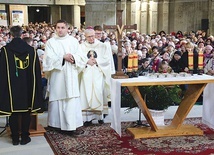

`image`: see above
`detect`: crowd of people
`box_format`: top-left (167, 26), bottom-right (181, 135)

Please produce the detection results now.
top-left (1, 22), bottom-right (213, 75)
top-left (1, 20), bottom-right (214, 145)
top-left (119, 29), bottom-right (214, 76)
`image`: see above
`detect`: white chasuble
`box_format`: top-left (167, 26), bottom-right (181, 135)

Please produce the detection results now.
top-left (80, 39), bottom-right (112, 121)
top-left (202, 83), bottom-right (214, 129)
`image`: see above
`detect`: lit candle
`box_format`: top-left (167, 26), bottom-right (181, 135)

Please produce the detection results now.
top-left (198, 50), bottom-right (204, 69)
top-left (188, 52), bottom-right (194, 70)
top-left (127, 54), bottom-right (134, 72)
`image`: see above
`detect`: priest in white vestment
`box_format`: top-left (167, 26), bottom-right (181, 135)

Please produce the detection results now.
top-left (203, 83), bottom-right (214, 129)
top-left (203, 57), bottom-right (214, 128)
top-left (43, 20), bottom-right (85, 132)
top-left (79, 28), bottom-right (112, 125)
top-left (103, 41), bottom-right (116, 114)
top-left (94, 25), bottom-right (115, 75)
top-left (93, 25), bottom-right (116, 115)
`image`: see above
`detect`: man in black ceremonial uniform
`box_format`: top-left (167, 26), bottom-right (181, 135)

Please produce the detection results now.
top-left (0, 26), bottom-right (43, 145)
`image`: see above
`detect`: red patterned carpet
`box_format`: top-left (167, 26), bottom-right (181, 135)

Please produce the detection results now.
top-left (44, 117), bottom-right (214, 155)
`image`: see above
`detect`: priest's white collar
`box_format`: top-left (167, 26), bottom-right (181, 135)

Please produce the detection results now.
top-left (55, 34), bottom-right (70, 40)
top-left (84, 39), bottom-right (100, 48)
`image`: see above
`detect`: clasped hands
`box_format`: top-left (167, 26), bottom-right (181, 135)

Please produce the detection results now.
top-left (87, 58), bottom-right (97, 66)
top-left (63, 53), bottom-right (75, 64)
top-left (208, 70), bottom-right (214, 75)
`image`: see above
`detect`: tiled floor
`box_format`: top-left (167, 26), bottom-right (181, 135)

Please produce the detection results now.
top-left (0, 112), bottom-right (53, 155)
top-left (0, 105), bottom-right (203, 155)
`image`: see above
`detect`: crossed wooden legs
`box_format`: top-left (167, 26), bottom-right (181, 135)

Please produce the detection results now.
top-left (127, 84), bottom-right (206, 139)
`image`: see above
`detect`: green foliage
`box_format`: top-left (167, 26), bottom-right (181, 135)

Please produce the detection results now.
top-left (122, 85), bottom-right (183, 112)
top-left (139, 85), bottom-right (182, 110)
top-left (121, 87), bottom-right (136, 108)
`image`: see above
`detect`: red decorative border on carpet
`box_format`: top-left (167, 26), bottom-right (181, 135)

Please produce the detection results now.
top-left (44, 117), bottom-right (214, 155)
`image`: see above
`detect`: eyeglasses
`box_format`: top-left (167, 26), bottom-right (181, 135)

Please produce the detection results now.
top-left (95, 33), bottom-right (102, 35)
top-left (86, 35), bottom-right (95, 38)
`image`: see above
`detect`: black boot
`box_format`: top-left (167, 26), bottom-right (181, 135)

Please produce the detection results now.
top-left (83, 120), bottom-right (93, 127)
top-left (20, 112), bottom-right (31, 145)
top-left (20, 137), bottom-right (31, 145)
top-left (9, 113), bottom-right (20, 145)
top-left (98, 120), bottom-right (104, 124)
top-left (11, 136), bottom-right (20, 146)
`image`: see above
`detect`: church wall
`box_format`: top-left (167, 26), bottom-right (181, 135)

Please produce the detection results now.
top-left (140, 0), bottom-right (149, 34)
top-left (85, 0), bottom-right (116, 27)
top-left (135, 1), bottom-right (141, 32)
top-left (72, 5), bottom-right (81, 28)
top-left (50, 6), bottom-right (61, 24)
top-left (0, 0), bottom-right (85, 5)
top-left (61, 6), bottom-right (72, 24)
top-left (168, 0), bottom-right (209, 34)
top-left (55, 0), bottom-right (85, 5)
top-left (126, 1), bottom-right (132, 26)
top-left (136, 0), bottom-right (210, 35)
top-left (133, 0), bottom-right (210, 35)
top-left (0, 0), bottom-right (54, 5)
top-left (149, 0), bottom-right (158, 34)
top-left (209, 0), bottom-right (214, 35)
top-left (0, 0), bottom-right (213, 36)
top-left (157, 0), bottom-right (169, 34)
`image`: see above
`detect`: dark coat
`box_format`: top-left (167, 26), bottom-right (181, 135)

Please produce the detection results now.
top-left (181, 49), bottom-right (198, 74)
top-left (169, 57), bottom-right (185, 73)
top-left (0, 38), bottom-right (43, 115)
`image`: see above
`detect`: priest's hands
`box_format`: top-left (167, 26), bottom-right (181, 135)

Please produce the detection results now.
top-left (87, 58), bottom-right (97, 66)
top-left (63, 53), bottom-right (75, 64)
top-left (208, 70), bottom-right (214, 75)
top-left (184, 67), bottom-right (189, 72)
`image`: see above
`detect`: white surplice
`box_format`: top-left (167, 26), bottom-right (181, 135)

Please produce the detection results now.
top-left (48, 99), bottom-right (83, 130)
top-left (79, 39), bottom-right (112, 121)
top-left (202, 83), bottom-right (214, 129)
top-left (43, 34), bottom-right (85, 130)
top-left (104, 41), bottom-right (116, 75)
top-left (103, 41), bottom-right (116, 113)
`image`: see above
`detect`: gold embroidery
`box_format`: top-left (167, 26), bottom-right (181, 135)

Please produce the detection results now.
top-left (14, 54), bottom-right (29, 69)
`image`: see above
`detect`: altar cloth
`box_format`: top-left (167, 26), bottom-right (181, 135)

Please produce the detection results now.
top-left (110, 74), bottom-right (214, 136)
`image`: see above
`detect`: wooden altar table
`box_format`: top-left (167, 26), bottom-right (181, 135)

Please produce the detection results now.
top-left (110, 74), bottom-right (214, 139)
